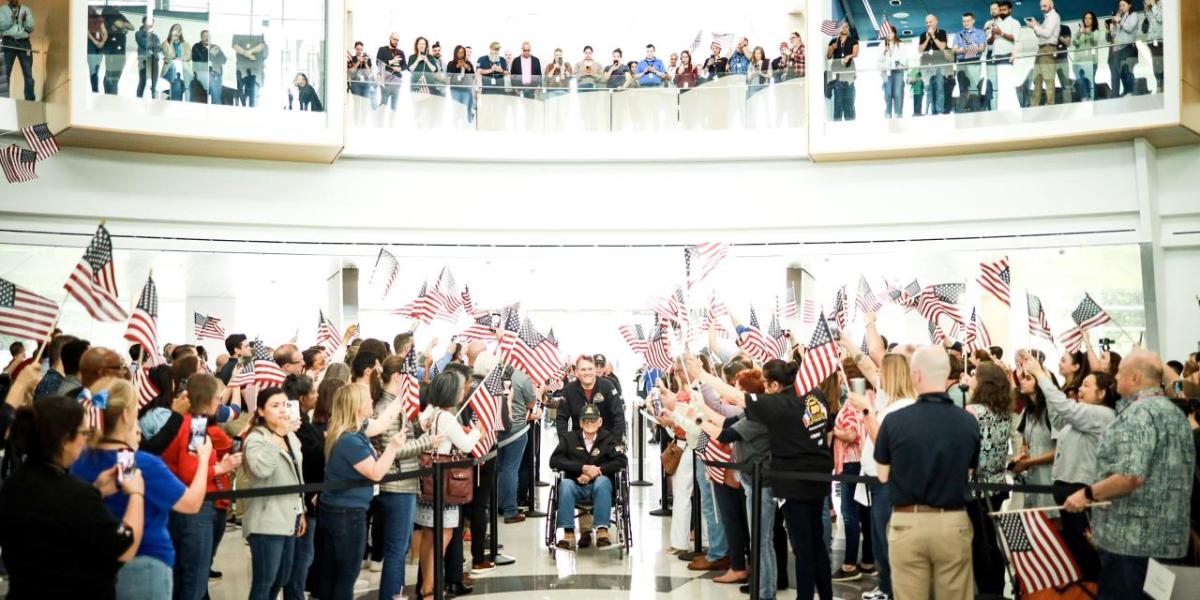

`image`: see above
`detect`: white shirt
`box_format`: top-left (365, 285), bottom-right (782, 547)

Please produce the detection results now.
top-left (858, 391), bottom-right (916, 477)
top-left (1032, 9), bottom-right (1062, 46)
top-left (989, 15), bottom-right (1020, 56)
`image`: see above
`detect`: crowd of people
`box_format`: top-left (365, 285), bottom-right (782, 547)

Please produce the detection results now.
top-left (826, 0), bottom-right (1166, 121)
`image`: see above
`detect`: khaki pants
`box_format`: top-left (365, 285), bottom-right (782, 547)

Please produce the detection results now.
top-left (1032, 45), bottom-right (1057, 106)
top-left (888, 510), bottom-right (974, 600)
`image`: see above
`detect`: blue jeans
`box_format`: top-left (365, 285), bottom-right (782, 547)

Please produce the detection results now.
top-left (744, 483), bottom-right (778, 599)
top-left (1098, 550), bottom-right (1159, 600)
top-left (1074, 64), bottom-right (1097, 101)
top-left (781, 498), bottom-right (834, 600)
top-left (378, 492), bottom-right (417, 600)
top-left (117, 555), bottom-right (173, 600)
top-left (451, 87), bottom-right (475, 122)
top-left (882, 70), bottom-right (905, 118)
top-left (248, 534), bottom-right (295, 600)
top-left (832, 80), bottom-right (856, 121)
top-left (695, 464), bottom-right (728, 561)
top-left (839, 463), bottom-right (873, 566)
top-left (926, 72), bottom-right (945, 114)
top-left (284, 514), bottom-right (315, 600)
top-left (556, 475), bottom-right (613, 530)
top-left (380, 81), bottom-right (401, 111)
top-left (316, 505), bottom-right (368, 600)
top-left (498, 431), bottom-right (528, 518)
top-left (209, 72), bottom-right (223, 105)
top-left (169, 501), bottom-right (214, 600)
top-left (869, 482), bottom-right (893, 596)
top-left (3, 40), bottom-right (36, 101)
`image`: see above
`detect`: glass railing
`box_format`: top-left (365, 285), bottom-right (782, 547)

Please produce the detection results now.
top-left (82, 0), bottom-right (328, 114)
top-left (817, 35), bottom-right (1165, 126)
top-left (345, 72), bottom-right (806, 133)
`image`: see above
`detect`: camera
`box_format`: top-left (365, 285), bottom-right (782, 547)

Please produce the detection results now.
top-left (1097, 337), bottom-right (1115, 352)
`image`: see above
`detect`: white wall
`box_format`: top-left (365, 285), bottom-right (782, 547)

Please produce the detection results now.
top-left (1155, 145), bottom-right (1200, 363)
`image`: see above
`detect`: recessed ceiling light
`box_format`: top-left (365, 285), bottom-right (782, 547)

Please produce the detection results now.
top-left (901, 29), bottom-right (913, 36)
top-left (890, 0), bottom-right (902, 5)
top-left (894, 11), bottom-right (910, 18)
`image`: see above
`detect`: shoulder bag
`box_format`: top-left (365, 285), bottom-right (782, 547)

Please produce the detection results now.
top-left (418, 412), bottom-right (475, 505)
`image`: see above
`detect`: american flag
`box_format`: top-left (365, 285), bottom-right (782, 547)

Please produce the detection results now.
top-left (778, 287), bottom-right (799, 320)
top-left (649, 286), bottom-right (689, 329)
top-left (645, 320), bottom-right (674, 371)
top-left (918, 283), bottom-right (966, 325)
top-left (995, 511), bottom-right (1081, 595)
top-left (963, 43), bottom-right (981, 59)
top-left (229, 357), bottom-right (256, 388)
top-left (1059, 294), bottom-right (1112, 351)
top-left (708, 293), bottom-right (730, 319)
top-left (801, 298), bottom-right (819, 324)
top-left (618, 323), bottom-right (648, 357)
top-left (393, 281), bottom-right (435, 324)
top-left (21, 123), bottom-right (58, 160)
top-left (928, 320), bottom-right (947, 344)
top-left (467, 363), bottom-right (506, 436)
top-left (251, 338), bottom-right (286, 388)
top-left (821, 19), bottom-right (847, 36)
top-left (740, 306), bottom-right (774, 364)
top-left (833, 286), bottom-right (849, 331)
top-left (316, 309), bottom-right (341, 352)
top-left (1, 144), bottom-right (37, 183)
top-left (898, 279), bottom-right (922, 311)
top-left (497, 303), bottom-right (522, 362)
top-left (64, 224), bottom-right (127, 322)
top-left (766, 312), bottom-right (788, 359)
top-left (1026, 293), bottom-right (1055, 342)
top-left (134, 365), bottom-right (159, 408)
top-left (429, 267), bottom-right (462, 323)
top-left (978, 257), bottom-right (1012, 307)
top-left (966, 307), bottom-right (992, 353)
top-left (370, 248), bottom-right (400, 298)
top-left (508, 317), bottom-right (562, 384)
top-left (795, 315), bottom-right (839, 395)
top-left (856, 276), bottom-right (882, 315)
top-left (459, 311), bottom-right (499, 341)
top-left (399, 349), bottom-right (421, 420)
top-left (461, 285), bottom-right (475, 316)
top-left (469, 416), bottom-right (497, 460)
top-left (193, 312), bottom-right (226, 340)
top-left (948, 320), bottom-right (964, 342)
top-left (701, 308), bottom-right (730, 338)
top-left (685, 242), bottom-right (730, 290)
top-left (880, 18), bottom-right (896, 40)
top-left (702, 438), bottom-right (734, 484)
top-left (0, 278), bottom-right (60, 341)
top-left (124, 275), bottom-right (161, 366)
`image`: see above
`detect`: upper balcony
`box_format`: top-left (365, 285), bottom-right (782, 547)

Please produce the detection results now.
top-left (807, 0), bottom-right (1199, 160)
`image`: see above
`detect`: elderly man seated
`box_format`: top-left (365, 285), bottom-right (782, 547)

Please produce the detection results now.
top-left (549, 404), bottom-right (627, 551)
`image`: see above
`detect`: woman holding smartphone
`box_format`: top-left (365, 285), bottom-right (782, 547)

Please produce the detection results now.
top-left (71, 377), bottom-right (213, 600)
top-left (242, 387), bottom-right (306, 600)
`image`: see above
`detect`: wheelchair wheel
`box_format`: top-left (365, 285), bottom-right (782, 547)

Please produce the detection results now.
top-left (544, 473), bottom-right (561, 552)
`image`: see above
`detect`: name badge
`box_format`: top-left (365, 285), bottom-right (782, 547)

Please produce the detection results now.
top-left (594, 393), bottom-right (605, 403)
top-left (590, 448), bottom-right (600, 457)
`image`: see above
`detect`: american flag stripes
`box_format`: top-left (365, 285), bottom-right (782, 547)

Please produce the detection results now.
top-left (1026, 293), bottom-right (1055, 342)
top-left (618, 323), bottom-right (649, 357)
top-left (316, 310), bottom-right (341, 352)
top-left (21, 123), bottom-right (59, 159)
top-left (251, 338), bottom-right (286, 388)
top-left (649, 286), bottom-right (689, 328)
top-left (193, 312), bottom-right (226, 340)
top-left (0, 278), bottom-right (60, 341)
top-left (821, 19), bottom-right (847, 36)
top-left (64, 224), bottom-right (127, 322)
top-left (801, 298), bottom-right (818, 324)
top-left (856, 276), bottom-right (882, 315)
top-left (229, 359), bottom-right (255, 388)
top-left (900, 279), bottom-right (922, 311)
top-left (995, 511), bottom-right (1081, 595)
top-left (394, 281), bottom-right (436, 324)
top-left (1059, 294), bottom-right (1112, 351)
top-left (766, 312), bottom-right (788, 359)
top-left (685, 242), bottom-right (730, 290)
top-left (399, 349), bottom-right (421, 421)
top-left (795, 315), bottom-right (839, 396)
top-left (644, 320), bottom-right (674, 372)
top-left (124, 275), bottom-right (161, 365)
top-left (708, 294), bottom-right (730, 319)
top-left (978, 257), bottom-right (1012, 307)
top-left (507, 318), bottom-right (563, 384)
top-left (134, 365), bottom-right (159, 408)
top-left (428, 267), bottom-right (462, 323)
top-left (497, 303), bottom-right (522, 362)
top-left (833, 286), bottom-right (849, 332)
top-left (1, 144), bottom-right (37, 183)
top-left (460, 285), bottom-right (475, 316)
top-left (965, 308), bottom-right (992, 353)
top-left (370, 248), bottom-right (400, 298)
top-left (459, 311), bottom-right (499, 341)
top-left (778, 287), bottom-right (798, 320)
top-left (700, 308), bottom-right (729, 338)
top-left (739, 306), bottom-right (774, 364)
top-left (702, 438), bottom-right (734, 484)
top-left (918, 283), bottom-right (966, 325)
top-left (963, 43), bottom-right (982, 59)
top-left (880, 18), bottom-right (896, 40)
top-left (928, 320), bottom-right (947, 344)
top-left (467, 363), bottom-right (506, 434)
top-left (469, 418), bottom-right (498, 460)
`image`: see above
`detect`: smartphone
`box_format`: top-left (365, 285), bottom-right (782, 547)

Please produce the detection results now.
top-left (649, 387), bottom-right (663, 414)
top-left (503, 380), bottom-right (513, 397)
top-left (188, 416), bottom-right (208, 453)
top-left (116, 449), bottom-right (136, 484)
top-left (231, 438), bottom-right (244, 454)
top-left (285, 400), bottom-right (301, 423)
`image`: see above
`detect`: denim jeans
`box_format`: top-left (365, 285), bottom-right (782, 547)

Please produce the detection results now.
top-left (712, 483), bottom-right (748, 571)
top-left (831, 80), bottom-right (856, 121)
top-left (498, 431), bottom-right (528, 518)
top-left (169, 500), bottom-right (214, 600)
top-left (742, 483), bottom-right (778, 599)
top-left (380, 81), bottom-right (401, 111)
top-left (209, 71), bottom-right (223, 105)
top-left (211, 507), bottom-right (228, 567)
top-left (2, 40), bottom-right (35, 101)
top-left (284, 514), bottom-right (315, 600)
top-left (1098, 550), bottom-right (1155, 600)
top-left (839, 463), bottom-right (873, 567)
top-left (781, 498), bottom-right (833, 600)
top-left (926, 72), bottom-right (945, 114)
top-left (985, 55), bottom-right (1009, 110)
top-left (117, 555), bottom-right (173, 600)
top-left (451, 87), bottom-right (475, 122)
top-left (1074, 64), bottom-right (1097, 101)
top-left (378, 492), bottom-right (417, 599)
top-left (869, 482), bottom-right (893, 597)
top-left (316, 505), bottom-right (368, 600)
top-left (557, 475), bottom-right (613, 530)
top-left (248, 534), bottom-right (296, 600)
top-left (912, 92), bottom-right (924, 116)
top-left (88, 53), bottom-right (104, 92)
top-left (696, 463), bottom-right (728, 561)
top-left (882, 70), bottom-right (905, 118)
top-left (103, 52), bottom-right (126, 95)
top-left (137, 57), bottom-right (159, 98)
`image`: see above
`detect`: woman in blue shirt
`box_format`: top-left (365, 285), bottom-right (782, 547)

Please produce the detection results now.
top-left (316, 383), bottom-right (406, 600)
top-left (70, 377), bottom-right (212, 600)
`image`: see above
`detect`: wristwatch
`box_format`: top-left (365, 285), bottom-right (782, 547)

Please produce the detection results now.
top-left (1084, 485), bottom-right (1095, 501)
top-left (862, 408), bottom-right (870, 416)
top-left (694, 417), bottom-right (703, 426)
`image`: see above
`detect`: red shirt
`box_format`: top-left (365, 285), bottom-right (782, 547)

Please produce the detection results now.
top-left (161, 413), bottom-right (234, 509)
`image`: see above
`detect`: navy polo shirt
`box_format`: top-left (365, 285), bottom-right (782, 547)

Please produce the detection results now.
top-left (874, 392), bottom-right (980, 508)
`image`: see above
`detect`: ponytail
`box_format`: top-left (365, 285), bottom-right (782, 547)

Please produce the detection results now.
top-left (2, 396), bottom-right (85, 474)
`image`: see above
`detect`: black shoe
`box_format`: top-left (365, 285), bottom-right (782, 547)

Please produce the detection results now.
top-left (445, 582), bottom-right (474, 596)
top-left (577, 530), bottom-right (593, 548)
top-left (208, 570), bottom-right (223, 579)
top-left (739, 584), bottom-right (750, 594)
top-left (859, 563), bottom-right (877, 575)
top-left (832, 567), bottom-right (862, 582)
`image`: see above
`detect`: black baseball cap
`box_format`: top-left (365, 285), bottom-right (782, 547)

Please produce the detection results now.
top-left (593, 353), bottom-right (608, 366)
top-left (581, 404), bottom-right (602, 421)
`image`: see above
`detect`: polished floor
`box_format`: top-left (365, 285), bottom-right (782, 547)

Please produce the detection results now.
top-left (204, 421), bottom-right (877, 599)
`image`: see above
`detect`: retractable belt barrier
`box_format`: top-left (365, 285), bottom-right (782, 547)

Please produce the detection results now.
top-left (205, 424), bottom-right (530, 501)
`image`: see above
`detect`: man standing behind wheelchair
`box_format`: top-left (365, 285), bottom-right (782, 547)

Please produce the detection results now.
top-left (556, 355), bottom-right (626, 444)
top-left (550, 404), bottom-right (628, 551)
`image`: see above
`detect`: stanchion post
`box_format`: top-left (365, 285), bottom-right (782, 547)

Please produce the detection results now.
top-left (631, 409), bottom-right (651, 486)
top-left (648, 436), bottom-right (672, 516)
top-left (491, 453), bottom-right (516, 565)
top-left (687, 450), bottom-right (703, 559)
top-left (749, 461), bottom-right (762, 600)
top-left (433, 461), bottom-right (445, 600)
top-left (533, 422), bottom-right (548, 487)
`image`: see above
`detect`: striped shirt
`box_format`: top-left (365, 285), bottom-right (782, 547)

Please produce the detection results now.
top-left (833, 401), bottom-right (866, 473)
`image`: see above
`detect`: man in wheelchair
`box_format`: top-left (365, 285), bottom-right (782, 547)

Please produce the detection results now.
top-left (549, 404), bottom-right (627, 551)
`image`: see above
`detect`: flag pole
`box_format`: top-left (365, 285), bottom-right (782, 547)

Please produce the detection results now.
top-left (31, 296), bottom-right (67, 365)
top-left (989, 501), bottom-right (1111, 516)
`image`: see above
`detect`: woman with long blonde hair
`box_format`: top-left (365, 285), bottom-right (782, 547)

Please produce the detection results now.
top-left (315, 383), bottom-right (405, 600)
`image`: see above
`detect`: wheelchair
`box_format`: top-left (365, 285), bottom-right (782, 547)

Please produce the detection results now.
top-left (543, 467), bottom-right (633, 558)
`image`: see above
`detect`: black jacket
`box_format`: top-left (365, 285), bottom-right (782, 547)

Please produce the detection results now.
top-left (550, 428), bottom-right (627, 478)
top-left (509, 54), bottom-right (542, 78)
top-left (556, 378), bottom-right (625, 442)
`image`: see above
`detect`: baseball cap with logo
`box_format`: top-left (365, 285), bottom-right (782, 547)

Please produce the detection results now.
top-left (581, 404), bottom-right (602, 421)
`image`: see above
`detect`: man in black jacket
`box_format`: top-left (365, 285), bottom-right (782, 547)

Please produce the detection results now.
top-left (556, 355), bottom-right (625, 442)
top-left (508, 40), bottom-right (541, 98)
top-left (550, 404), bottom-right (627, 551)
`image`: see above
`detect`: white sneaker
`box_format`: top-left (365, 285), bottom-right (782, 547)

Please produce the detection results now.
top-left (862, 587), bottom-right (890, 600)
top-left (369, 560), bottom-right (383, 572)
top-left (354, 577), bottom-right (370, 590)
